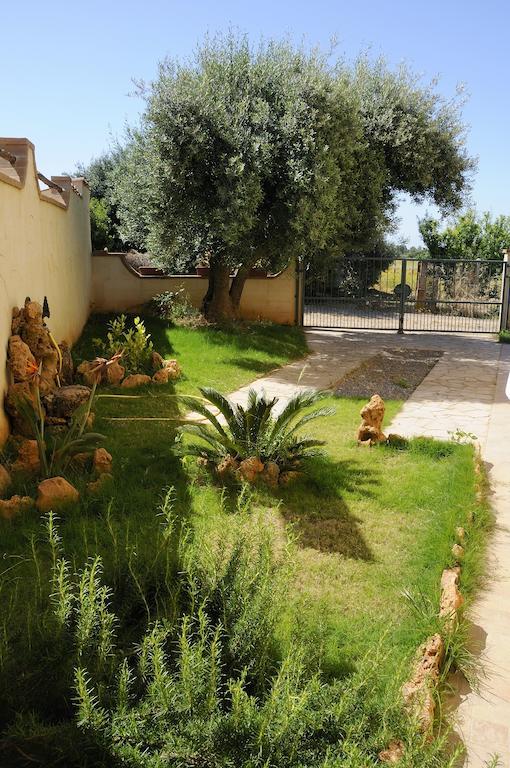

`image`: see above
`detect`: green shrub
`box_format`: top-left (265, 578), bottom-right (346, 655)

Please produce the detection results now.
top-left (147, 289), bottom-right (202, 325)
top-left (175, 387), bottom-right (334, 478)
top-left (94, 314), bottom-right (154, 374)
top-left (499, 329), bottom-right (510, 343)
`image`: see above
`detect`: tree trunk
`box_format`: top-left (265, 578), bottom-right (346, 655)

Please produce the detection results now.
top-left (204, 261), bottom-right (234, 320)
top-left (203, 259), bottom-right (255, 321)
top-left (229, 264), bottom-right (252, 312)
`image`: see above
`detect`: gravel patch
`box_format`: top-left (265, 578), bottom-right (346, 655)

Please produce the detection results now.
top-left (333, 348), bottom-right (443, 400)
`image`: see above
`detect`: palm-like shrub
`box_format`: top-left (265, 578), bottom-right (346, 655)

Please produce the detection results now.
top-left (175, 387), bottom-right (334, 483)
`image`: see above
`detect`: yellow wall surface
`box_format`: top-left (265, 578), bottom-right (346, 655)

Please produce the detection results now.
top-left (91, 253), bottom-right (297, 325)
top-left (0, 138), bottom-right (92, 443)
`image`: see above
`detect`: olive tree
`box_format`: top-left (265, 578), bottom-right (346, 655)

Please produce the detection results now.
top-left (113, 36), bottom-right (362, 319)
top-left (112, 35), bottom-right (475, 319)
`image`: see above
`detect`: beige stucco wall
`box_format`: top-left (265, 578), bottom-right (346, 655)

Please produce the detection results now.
top-left (0, 138), bottom-right (92, 443)
top-left (91, 253), bottom-right (297, 325)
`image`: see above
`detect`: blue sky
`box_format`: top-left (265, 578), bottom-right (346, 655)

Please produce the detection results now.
top-left (2, 0), bottom-right (508, 245)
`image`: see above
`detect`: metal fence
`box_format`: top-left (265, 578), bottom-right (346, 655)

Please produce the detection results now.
top-left (303, 256), bottom-right (508, 333)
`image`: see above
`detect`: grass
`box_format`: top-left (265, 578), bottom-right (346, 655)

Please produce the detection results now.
top-left (72, 314), bottom-right (309, 395)
top-left (499, 329), bottom-right (510, 343)
top-left (0, 316), bottom-right (492, 766)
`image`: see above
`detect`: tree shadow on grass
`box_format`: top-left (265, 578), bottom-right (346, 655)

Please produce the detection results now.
top-left (275, 455), bottom-right (380, 560)
top-left (223, 356), bottom-right (279, 374)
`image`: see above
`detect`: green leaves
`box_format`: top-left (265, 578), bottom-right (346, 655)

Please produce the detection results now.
top-left (176, 386), bottom-right (333, 475)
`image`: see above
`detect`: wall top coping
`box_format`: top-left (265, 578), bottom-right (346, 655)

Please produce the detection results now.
top-left (0, 137), bottom-right (89, 210)
top-left (92, 251), bottom-right (290, 280)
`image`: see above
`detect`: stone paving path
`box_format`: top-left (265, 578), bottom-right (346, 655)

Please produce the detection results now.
top-left (225, 329), bottom-right (510, 767)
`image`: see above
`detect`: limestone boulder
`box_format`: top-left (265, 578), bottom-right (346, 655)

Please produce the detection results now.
top-left (39, 349), bottom-right (59, 394)
top-left (262, 461), bottom-right (280, 488)
top-left (36, 477), bottom-right (79, 512)
top-left (12, 439), bottom-right (41, 475)
top-left (18, 299), bottom-right (54, 360)
top-left (44, 385), bottom-right (91, 419)
top-left (152, 368), bottom-right (171, 384)
top-left (8, 335), bottom-right (36, 382)
top-left (58, 342), bottom-right (74, 385)
top-left (151, 351), bottom-right (164, 371)
top-left (121, 374), bottom-right (152, 388)
top-left (238, 457), bottom-right (264, 483)
top-left (439, 567), bottom-right (463, 626)
top-left (105, 359), bottom-right (125, 386)
top-left (0, 495), bottom-right (34, 520)
top-left (279, 470), bottom-right (301, 486)
top-left (77, 360), bottom-right (99, 387)
top-left (0, 465), bottom-right (12, 497)
top-left (5, 382), bottom-right (38, 437)
top-left (402, 633), bottom-right (444, 733)
top-left (163, 359), bottom-right (181, 380)
top-left (87, 473), bottom-right (113, 495)
top-left (356, 394), bottom-right (386, 445)
top-left (93, 448), bottom-right (112, 477)
top-left (379, 740), bottom-right (405, 764)
top-left (216, 455), bottom-right (239, 480)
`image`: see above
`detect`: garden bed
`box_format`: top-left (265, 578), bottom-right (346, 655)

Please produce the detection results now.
top-left (0, 319), bottom-right (491, 767)
top-left (334, 347), bottom-right (442, 400)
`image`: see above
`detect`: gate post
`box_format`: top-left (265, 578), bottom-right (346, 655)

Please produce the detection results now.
top-left (501, 250), bottom-right (510, 331)
top-left (397, 258), bottom-right (407, 334)
top-left (294, 257), bottom-right (304, 327)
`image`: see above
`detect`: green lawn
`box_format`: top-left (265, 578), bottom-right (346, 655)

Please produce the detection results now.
top-left (0, 317), bottom-right (490, 766)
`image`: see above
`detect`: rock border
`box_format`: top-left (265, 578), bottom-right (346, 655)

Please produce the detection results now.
top-left (379, 446), bottom-right (484, 762)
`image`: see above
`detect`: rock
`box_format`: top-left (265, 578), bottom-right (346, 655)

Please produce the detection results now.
top-left (19, 299), bottom-right (53, 360)
top-left (121, 374), bottom-right (152, 388)
top-left (36, 477), bottom-right (79, 512)
top-left (77, 360), bottom-right (99, 387)
top-left (5, 381), bottom-right (38, 437)
top-left (386, 433), bottom-right (408, 449)
top-left (151, 351), bottom-right (164, 370)
top-left (7, 335), bottom-right (36, 382)
top-left (455, 526), bottom-right (466, 543)
top-left (58, 342), bottom-right (74, 384)
top-left (279, 470), bottom-right (301, 486)
top-left (379, 740), bottom-right (405, 764)
top-left (152, 368), bottom-right (171, 384)
top-left (0, 465), bottom-right (12, 497)
top-left (0, 495), bottom-right (34, 520)
top-left (262, 461), bottom-right (280, 488)
top-left (451, 543), bottom-right (465, 561)
top-left (105, 359), bottom-right (125, 386)
top-left (238, 456), bottom-right (264, 483)
top-left (87, 473), bottom-right (113, 495)
top-left (440, 567), bottom-right (463, 627)
top-left (356, 394), bottom-right (386, 445)
top-left (11, 306), bottom-right (23, 335)
top-left (39, 349), bottom-right (59, 394)
top-left (216, 455), bottom-right (239, 480)
top-left (93, 448), bottom-right (112, 477)
top-left (44, 385), bottom-right (91, 419)
top-left (12, 439), bottom-right (41, 474)
top-left (72, 452), bottom-right (92, 469)
top-left (402, 633), bottom-right (444, 733)
top-left (163, 359), bottom-right (181, 380)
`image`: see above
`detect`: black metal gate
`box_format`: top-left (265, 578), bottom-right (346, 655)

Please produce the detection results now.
top-left (302, 256), bottom-right (508, 333)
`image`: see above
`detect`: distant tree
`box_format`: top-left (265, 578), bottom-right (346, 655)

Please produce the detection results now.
top-left (112, 34), bottom-right (475, 320)
top-left (74, 150), bottom-right (130, 251)
top-left (419, 211), bottom-right (510, 260)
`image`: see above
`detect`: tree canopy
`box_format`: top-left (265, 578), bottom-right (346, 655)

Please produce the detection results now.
top-left (419, 210), bottom-right (510, 260)
top-left (103, 33), bottom-right (475, 318)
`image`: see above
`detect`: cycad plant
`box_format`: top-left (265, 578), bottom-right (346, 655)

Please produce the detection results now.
top-left (175, 387), bottom-right (334, 484)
